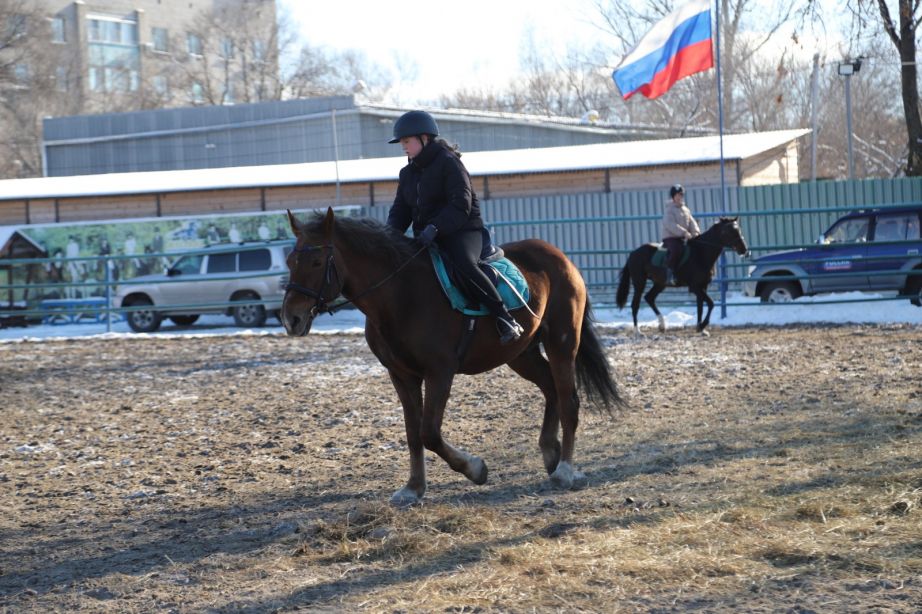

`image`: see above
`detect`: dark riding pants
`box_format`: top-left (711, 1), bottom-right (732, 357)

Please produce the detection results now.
top-left (438, 228), bottom-right (506, 316)
top-left (663, 237), bottom-right (685, 271)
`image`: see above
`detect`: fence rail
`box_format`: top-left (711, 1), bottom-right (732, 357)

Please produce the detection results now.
top-left (2, 178), bottom-right (922, 329)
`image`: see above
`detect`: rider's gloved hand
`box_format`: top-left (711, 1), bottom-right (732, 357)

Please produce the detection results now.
top-left (418, 224), bottom-right (438, 247)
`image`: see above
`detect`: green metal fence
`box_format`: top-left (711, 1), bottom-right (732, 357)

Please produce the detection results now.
top-left (2, 177), bottom-right (921, 329)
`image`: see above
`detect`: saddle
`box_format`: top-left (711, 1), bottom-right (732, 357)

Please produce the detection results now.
top-left (429, 246), bottom-right (530, 315)
top-left (651, 243), bottom-right (690, 269)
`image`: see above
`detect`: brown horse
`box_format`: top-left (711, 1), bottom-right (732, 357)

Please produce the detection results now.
top-left (282, 208), bottom-right (622, 506)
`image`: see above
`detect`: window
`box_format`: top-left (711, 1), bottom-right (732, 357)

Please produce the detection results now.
top-left (5, 14), bottom-right (27, 40)
top-left (51, 16), bottom-right (66, 43)
top-left (187, 32), bottom-right (202, 55)
top-left (207, 252), bottom-right (236, 274)
top-left (190, 82), bottom-right (204, 103)
top-left (873, 214), bottom-right (917, 242)
top-left (151, 27), bottom-right (168, 52)
top-left (220, 37), bottom-right (234, 58)
top-left (87, 15), bottom-right (139, 93)
top-left (239, 249), bottom-right (271, 272)
top-left (88, 17), bottom-right (137, 44)
top-left (13, 63), bottom-right (29, 84)
top-left (152, 74), bottom-right (169, 96)
top-left (251, 39), bottom-right (265, 61)
top-left (171, 255), bottom-right (203, 275)
top-left (55, 66), bottom-right (68, 92)
top-left (826, 218), bottom-right (869, 244)
top-left (223, 76), bottom-right (235, 104)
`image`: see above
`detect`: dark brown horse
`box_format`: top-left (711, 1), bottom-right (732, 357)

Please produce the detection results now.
top-left (615, 217), bottom-right (749, 336)
top-left (282, 208), bottom-right (622, 506)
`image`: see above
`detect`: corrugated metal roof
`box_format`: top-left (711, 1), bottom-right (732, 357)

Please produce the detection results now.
top-left (0, 129), bottom-right (808, 201)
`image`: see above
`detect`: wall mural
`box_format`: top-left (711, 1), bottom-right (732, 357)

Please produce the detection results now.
top-left (1, 207), bottom-right (358, 305)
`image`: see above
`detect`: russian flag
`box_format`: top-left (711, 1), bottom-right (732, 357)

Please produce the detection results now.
top-left (613, 0), bottom-right (714, 100)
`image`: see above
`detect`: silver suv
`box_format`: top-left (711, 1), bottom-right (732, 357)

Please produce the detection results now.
top-left (116, 243), bottom-right (291, 332)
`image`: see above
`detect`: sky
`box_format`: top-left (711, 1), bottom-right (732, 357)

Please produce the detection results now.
top-left (278, 0), bottom-right (612, 105)
top-left (1, 292), bottom-right (918, 343)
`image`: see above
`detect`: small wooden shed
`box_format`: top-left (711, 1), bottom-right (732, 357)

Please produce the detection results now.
top-left (0, 228), bottom-right (47, 323)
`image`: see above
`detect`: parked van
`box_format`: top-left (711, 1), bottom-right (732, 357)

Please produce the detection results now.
top-left (116, 243), bottom-right (291, 332)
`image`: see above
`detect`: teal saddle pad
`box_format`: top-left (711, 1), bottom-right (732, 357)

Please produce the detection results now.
top-left (651, 243), bottom-right (690, 268)
top-left (429, 249), bottom-right (530, 316)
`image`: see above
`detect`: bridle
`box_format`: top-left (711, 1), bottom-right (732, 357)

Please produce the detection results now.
top-left (284, 244), bottom-right (340, 317)
top-left (284, 240), bottom-right (427, 317)
top-left (693, 221), bottom-right (749, 256)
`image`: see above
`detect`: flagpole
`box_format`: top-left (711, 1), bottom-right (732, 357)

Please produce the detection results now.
top-left (714, 0), bottom-right (726, 208)
top-left (713, 0), bottom-right (730, 318)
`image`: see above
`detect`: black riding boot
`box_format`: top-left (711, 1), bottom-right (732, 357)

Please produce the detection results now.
top-left (495, 307), bottom-right (524, 345)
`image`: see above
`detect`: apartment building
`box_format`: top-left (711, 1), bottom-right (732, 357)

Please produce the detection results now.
top-left (21, 0), bottom-right (278, 107)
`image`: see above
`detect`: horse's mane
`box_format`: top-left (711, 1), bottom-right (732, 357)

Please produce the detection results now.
top-left (692, 217), bottom-right (734, 243)
top-left (302, 213), bottom-right (418, 266)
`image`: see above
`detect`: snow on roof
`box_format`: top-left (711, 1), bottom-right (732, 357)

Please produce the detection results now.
top-left (0, 129), bottom-right (808, 202)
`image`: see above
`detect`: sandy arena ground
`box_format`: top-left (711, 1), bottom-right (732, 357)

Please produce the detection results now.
top-left (2, 324), bottom-right (921, 612)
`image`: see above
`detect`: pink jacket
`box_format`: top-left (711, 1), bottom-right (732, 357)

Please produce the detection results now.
top-left (662, 201), bottom-right (701, 240)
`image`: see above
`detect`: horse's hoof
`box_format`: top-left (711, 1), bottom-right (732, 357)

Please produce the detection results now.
top-left (389, 486), bottom-right (424, 508)
top-left (572, 469), bottom-right (588, 490)
top-left (541, 446), bottom-right (561, 475)
top-left (549, 461), bottom-right (575, 489)
top-left (657, 315), bottom-right (666, 333)
top-left (699, 329), bottom-right (710, 337)
top-left (467, 457), bottom-right (488, 485)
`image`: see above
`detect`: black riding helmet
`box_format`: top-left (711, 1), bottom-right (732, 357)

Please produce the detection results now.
top-left (669, 184), bottom-right (685, 198)
top-left (388, 110), bottom-right (439, 143)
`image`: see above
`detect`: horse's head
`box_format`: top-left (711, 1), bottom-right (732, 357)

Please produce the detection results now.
top-left (716, 217), bottom-right (750, 257)
top-left (281, 207), bottom-right (342, 336)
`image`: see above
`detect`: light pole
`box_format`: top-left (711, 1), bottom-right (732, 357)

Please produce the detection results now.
top-left (838, 57), bottom-right (863, 180)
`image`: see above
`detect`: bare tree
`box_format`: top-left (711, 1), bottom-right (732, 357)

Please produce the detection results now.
top-left (0, 0), bottom-right (80, 177)
top-left (869, 0), bottom-right (922, 175)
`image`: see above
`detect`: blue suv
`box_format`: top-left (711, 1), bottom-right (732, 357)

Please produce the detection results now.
top-left (743, 206), bottom-right (922, 305)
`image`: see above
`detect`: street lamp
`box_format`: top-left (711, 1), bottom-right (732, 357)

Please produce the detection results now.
top-left (838, 57), bottom-right (863, 179)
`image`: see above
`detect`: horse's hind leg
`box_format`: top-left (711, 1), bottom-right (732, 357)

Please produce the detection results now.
top-left (644, 284), bottom-right (667, 332)
top-left (630, 278), bottom-right (646, 335)
top-left (508, 346), bottom-right (562, 475)
top-left (542, 325), bottom-right (586, 489)
top-left (387, 370), bottom-right (427, 507)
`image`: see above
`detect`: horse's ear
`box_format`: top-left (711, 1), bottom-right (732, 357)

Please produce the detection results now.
top-left (321, 207), bottom-right (335, 238)
top-left (287, 209), bottom-right (301, 234)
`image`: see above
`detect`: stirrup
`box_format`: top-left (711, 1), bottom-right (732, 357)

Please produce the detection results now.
top-left (497, 317), bottom-right (523, 345)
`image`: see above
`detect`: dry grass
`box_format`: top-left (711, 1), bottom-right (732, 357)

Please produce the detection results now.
top-left (1, 325), bottom-right (921, 612)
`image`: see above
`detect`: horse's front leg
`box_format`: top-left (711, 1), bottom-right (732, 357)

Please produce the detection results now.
top-left (422, 372), bottom-right (488, 486)
top-left (387, 370), bottom-right (427, 507)
top-left (693, 287), bottom-right (714, 335)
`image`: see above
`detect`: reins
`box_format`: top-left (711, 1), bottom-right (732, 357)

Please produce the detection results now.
top-left (285, 242), bottom-right (427, 316)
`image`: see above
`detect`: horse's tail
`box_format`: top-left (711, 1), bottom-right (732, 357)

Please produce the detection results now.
top-left (576, 298), bottom-right (624, 412)
top-left (615, 261), bottom-right (631, 309)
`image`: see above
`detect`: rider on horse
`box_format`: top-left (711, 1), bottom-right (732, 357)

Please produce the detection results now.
top-left (662, 184), bottom-right (701, 286)
top-left (386, 110), bottom-right (524, 345)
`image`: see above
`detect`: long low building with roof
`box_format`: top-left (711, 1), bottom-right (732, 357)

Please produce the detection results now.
top-left (1, 129), bottom-right (808, 226)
